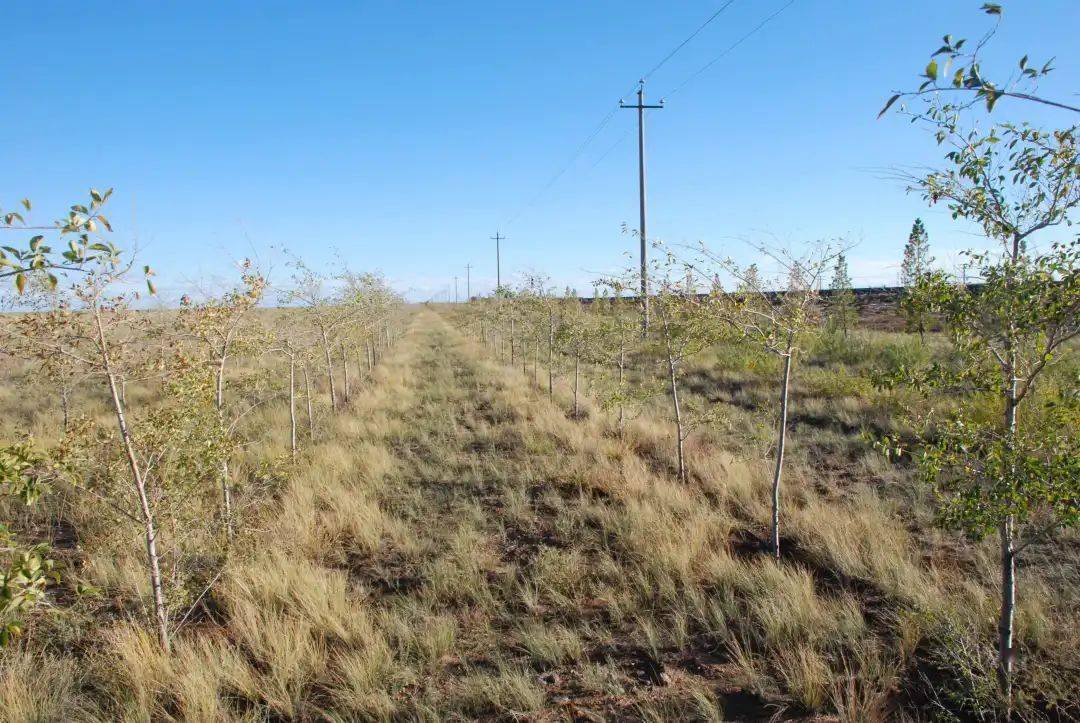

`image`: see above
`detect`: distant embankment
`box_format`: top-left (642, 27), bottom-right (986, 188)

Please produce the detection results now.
top-left (580, 286), bottom-right (916, 331)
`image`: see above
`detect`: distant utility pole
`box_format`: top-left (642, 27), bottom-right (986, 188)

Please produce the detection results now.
top-left (491, 232), bottom-right (505, 292)
top-left (454, 275), bottom-right (459, 304)
top-left (465, 264), bottom-right (472, 301)
top-left (621, 79), bottom-right (663, 336)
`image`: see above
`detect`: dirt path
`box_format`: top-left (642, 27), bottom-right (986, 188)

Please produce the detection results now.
top-left (197, 310), bottom-right (916, 720)
top-left (313, 311), bottom-right (778, 720)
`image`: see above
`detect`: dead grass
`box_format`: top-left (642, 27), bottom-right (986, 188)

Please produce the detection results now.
top-left (1, 309), bottom-right (1077, 720)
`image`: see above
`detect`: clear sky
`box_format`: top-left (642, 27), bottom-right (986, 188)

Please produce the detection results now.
top-left (4, 1), bottom-right (1078, 301)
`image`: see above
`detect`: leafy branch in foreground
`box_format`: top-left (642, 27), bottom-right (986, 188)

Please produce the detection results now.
top-left (0, 190), bottom-right (139, 294)
top-left (879, 3), bottom-right (1079, 117)
top-left (0, 443), bottom-right (59, 645)
top-left (882, 11), bottom-right (1080, 702)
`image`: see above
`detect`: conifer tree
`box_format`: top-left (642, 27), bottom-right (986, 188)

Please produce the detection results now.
top-left (900, 219), bottom-right (933, 340)
top-left (827, 252), bottom-right (857, 336)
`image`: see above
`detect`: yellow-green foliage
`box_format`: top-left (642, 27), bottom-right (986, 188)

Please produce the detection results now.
top-left (1, 309), bottom-right (1076, 720)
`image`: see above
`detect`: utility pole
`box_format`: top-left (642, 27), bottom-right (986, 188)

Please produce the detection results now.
top-left (491, 232), bottom-right (505, 292)
top-left (465, 264), bottom-right (472, 301)
top-left (454, 275), bottom-right (459, 304)
top-left (621, 79), bottom-right (663, 336)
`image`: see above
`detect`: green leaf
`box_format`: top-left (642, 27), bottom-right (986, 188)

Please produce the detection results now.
top-left (15, 273), bottom-right (26, 294)
top-left (925, 59), bottom-right (939, 81)
top-left (981, 3), bottom-right (1002, 15)
top-left (878, 94), bottom-right (901, 118)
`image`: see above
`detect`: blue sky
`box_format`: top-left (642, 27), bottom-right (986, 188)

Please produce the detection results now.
top-left (4, 1), bottom-right (1078, 301)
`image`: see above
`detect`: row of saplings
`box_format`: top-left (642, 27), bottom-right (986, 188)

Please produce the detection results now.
top-left (454, 10), bottom-right (1080, 711)
top-left (459, 220), bottom-right (1077, 717)
top-left (0, 191), bottom-right (403, 655)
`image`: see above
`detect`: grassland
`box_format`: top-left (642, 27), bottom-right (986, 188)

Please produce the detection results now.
top-left (1, 307), bottom-right (1077, 721)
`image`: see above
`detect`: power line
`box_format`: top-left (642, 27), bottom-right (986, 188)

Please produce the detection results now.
top-left (500, 0), bottom-right (793, 232)
top-left (503, 1), bottom-right (742, 228)
top-left (503, 102), bottom-right (627, 228)
top-left (641, 0), bottom-right (739, 82)
top-left (662, 0), bottom-right (798, 100)
top-left (587, 129), bottom-right (631, 171)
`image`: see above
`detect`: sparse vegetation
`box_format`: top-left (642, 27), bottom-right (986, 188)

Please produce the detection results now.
top-left (2, 3), bottom-right (1077, 721)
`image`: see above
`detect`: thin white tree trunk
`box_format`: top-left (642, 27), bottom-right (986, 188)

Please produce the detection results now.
top-left (289, 358), bottom-right (297, 459)
top-left (303, 362), bottom-right (315, 441)
top-left (341, 342), bottom-right (350, 405)
top-left (321, 330), bottom-right (337, 412)
top-left (771, 348), bottom-right (793, 559)
top-left (998, 304), bottom-right (1020, 704)
top-left (667, 347), bottom-right (685, 483)
top-left (999, 515), bottom-right (1016, 704)
top-left (993, 234), bottom-right (1030, 706)
top-left (215, 354), bottom-right (232, 541)
top-left (220, 459), bottom-right (233, 541)
top-left (94, 307), bottom-right (170, 652)
top-left (617, 348), bottom-right (626, 434)
top-left (573, 353), bottom-right (580, 416)
top-left (548, 315), bottom-right (554, 398)
top-left (60, 384), bottom-right (70, 432)
top-left (215, 356), bottom-right (226, 410)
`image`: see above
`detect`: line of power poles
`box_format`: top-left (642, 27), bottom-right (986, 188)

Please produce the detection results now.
top-left (448, 265), bottom-right (474, 304)
top-left (485, 80), bottom-right (662, 336)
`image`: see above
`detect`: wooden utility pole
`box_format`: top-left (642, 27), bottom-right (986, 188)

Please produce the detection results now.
top-left (491, 232), bottom-right (505, 291)
top-left (465, 264), bottom-right (472, 301)
top-left (621, 79), bottom-right (663, 336)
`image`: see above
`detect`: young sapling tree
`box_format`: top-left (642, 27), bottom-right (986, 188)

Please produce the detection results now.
top-left (826, 252), bottom-right (857, 337)
top-left (881, 5), bottom-right (1080, 702)
top-left (901, 219), bottom-right (934, 341)
top-left (649, 253), bottom-right (721, 483)
top-left (701, 242), bottom-right (832, 558)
